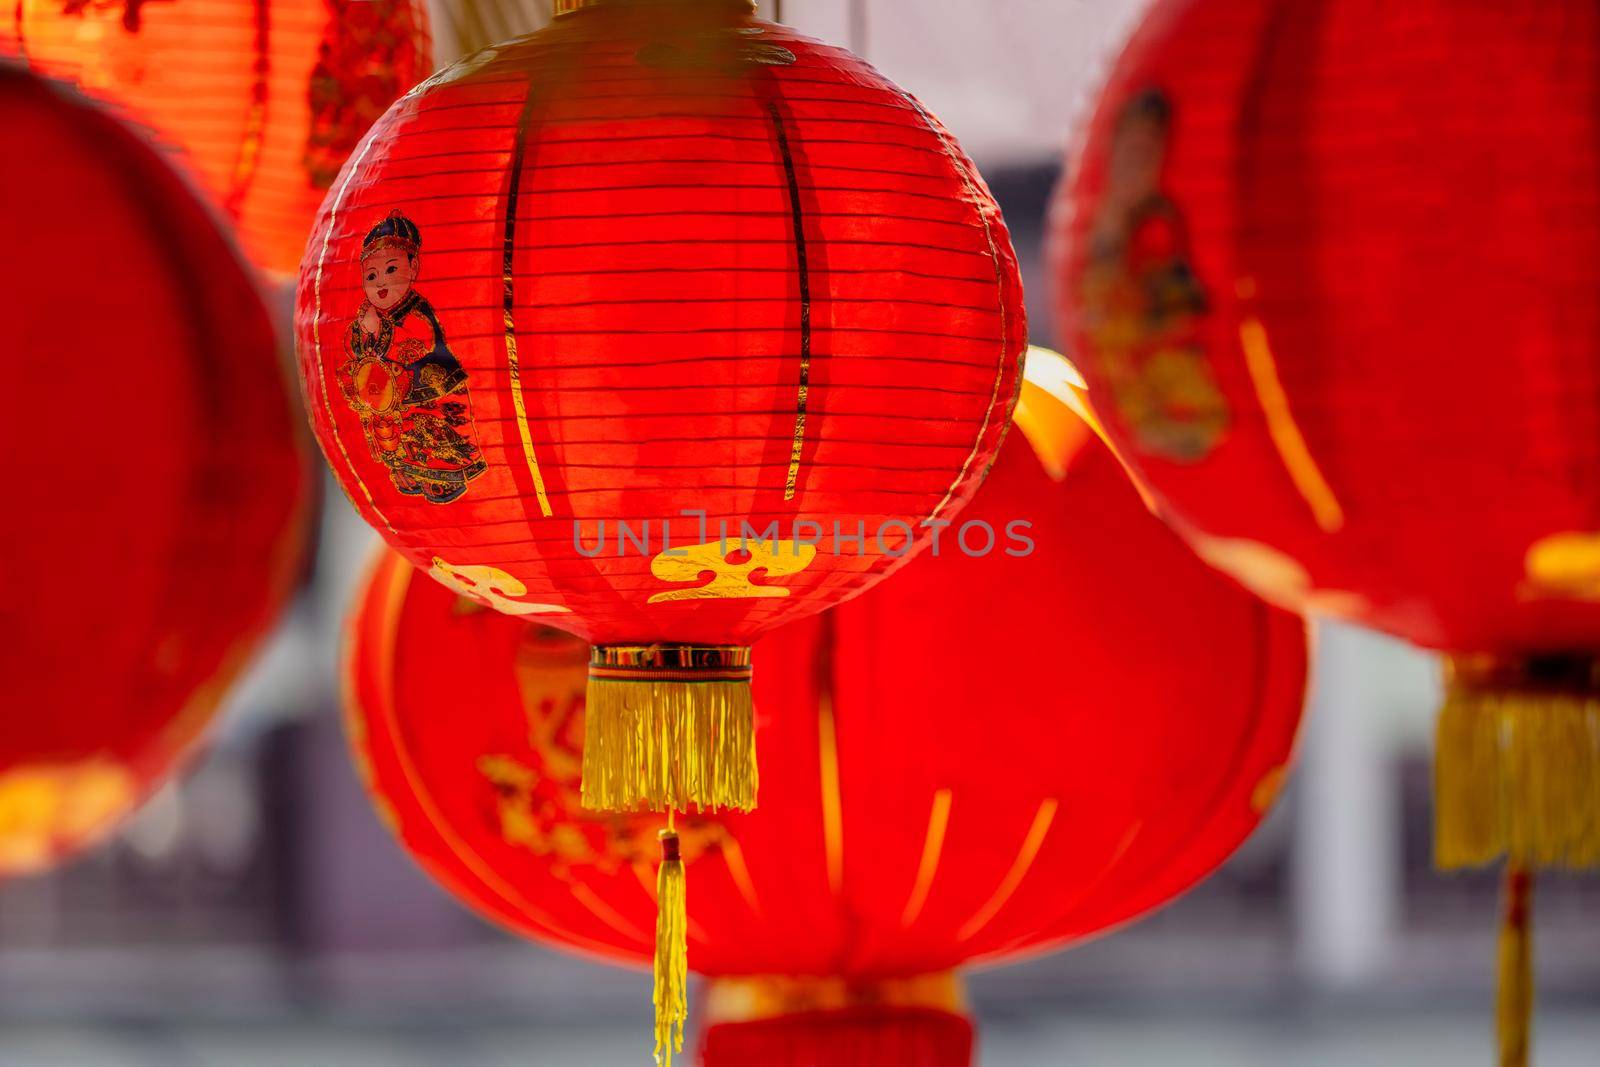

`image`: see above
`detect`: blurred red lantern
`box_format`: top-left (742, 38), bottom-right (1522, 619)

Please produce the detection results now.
top-left (344, 386), bottom-right (1306, 1064)
top-left (1, 0), bottom-right (431, 275)
top-left (1050, 1), bottom-right (1600, 1057)
top-left (0, 68), bottom-right (309, 874)
top-left (298, 0), bottom-right (1026, 875)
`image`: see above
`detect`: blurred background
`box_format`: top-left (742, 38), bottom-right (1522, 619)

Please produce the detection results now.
top-left (4, 0), bottom-right (1597, 1063)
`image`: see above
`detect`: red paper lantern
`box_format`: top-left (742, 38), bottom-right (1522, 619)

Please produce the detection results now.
top-left (2, 0), bottom-right (431, 275)
top-left (297, 0), bottom-right (1026, 844)
top-left (1050, 2), bottom-right (1600, 1056)
top-left (0, 68), bottom-right (309, 874)
top-left (344, 387), bottom-right (1306, 1064)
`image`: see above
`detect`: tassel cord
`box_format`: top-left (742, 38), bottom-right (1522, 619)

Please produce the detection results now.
top-left (1498, 863), bottom-right (1534, 1067)
top-left (654, 822), bottom-right (688, 1067)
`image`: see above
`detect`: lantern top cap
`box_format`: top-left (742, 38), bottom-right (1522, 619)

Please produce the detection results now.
top-left (554, 0), bottom-right (757, 16)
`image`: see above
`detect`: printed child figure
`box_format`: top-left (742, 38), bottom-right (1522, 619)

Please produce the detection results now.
top-left (339, 210), bottom-right (486, 504)
top-left (1080, 88), bottom-right (1229, 462)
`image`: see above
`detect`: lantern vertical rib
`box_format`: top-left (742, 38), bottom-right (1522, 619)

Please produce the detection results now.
top-left (502, 76), bottom-right (555, 518)
top-left (766, 100), bottom-right (813, 502)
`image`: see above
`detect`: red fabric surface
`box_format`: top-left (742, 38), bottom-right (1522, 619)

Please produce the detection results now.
top-left (1052, 0), bottom-right (1600, 656)
top-left (343, 422), bottom-right (1306, 976)
top-left (699, 1006), bottom-right (973, 1067)
top-left (302, 1), bottom-right (1027, 648)
top-left (0, 69), bottom-right (309, 875)
top-left (1, 0), bottom-right (430, 276)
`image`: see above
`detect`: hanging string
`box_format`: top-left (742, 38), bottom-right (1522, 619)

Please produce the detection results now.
top-left (849, 0), bottom-right (867, 57)
top-left (1498, 863), bottom-right (1534, 1067)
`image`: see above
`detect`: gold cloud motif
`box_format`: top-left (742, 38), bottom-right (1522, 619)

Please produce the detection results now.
top-left (647, 539), bottom-right (817, 604)
top-left (430, 558), bottom-right (570, 616)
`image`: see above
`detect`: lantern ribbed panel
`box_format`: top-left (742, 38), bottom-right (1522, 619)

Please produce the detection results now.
top-left (2, 0), bottom-right (431, 276)
top-left (300, 3), bottom-right (1026, 646)
top-left (0, 69), bottom-right (308, 875)
top-left (341, 411), bottom-right (1307, 974)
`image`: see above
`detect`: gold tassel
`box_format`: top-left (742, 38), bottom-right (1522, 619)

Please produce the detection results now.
top-left (585, 648), bottom-right (754, 1066)
top-left (654, 826), bottom-right (688, 1067)
top-left (1498, 863), bottom-right (1534, 1067)
top-left (1434, 656), bottom-right (1600, 871)
top-left (583, 645), bottom-right (757, 814)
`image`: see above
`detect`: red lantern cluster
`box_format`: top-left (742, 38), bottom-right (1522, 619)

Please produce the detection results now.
top-left (0, 68), bottom-right (309, 874)
top-left (2, 0), bottom-right (432, 275)
top-left (344, 390), bottom-right (1306, 1063)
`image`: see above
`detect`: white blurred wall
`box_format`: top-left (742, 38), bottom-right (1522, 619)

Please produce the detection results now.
top-left (780, 0), bottom-right (1151, 166)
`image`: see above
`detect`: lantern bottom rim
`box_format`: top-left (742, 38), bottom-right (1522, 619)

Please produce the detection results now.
top-left (703, 972), bottom-right (967, 1025)
top-left (589, 643), bottom-right (753, 684)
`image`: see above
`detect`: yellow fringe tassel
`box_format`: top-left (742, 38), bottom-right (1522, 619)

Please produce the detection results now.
top-left (1434, 670), bottom-right (1600, 871)
top-left (582, 678), bottom-right (757, 813)
top-left (1498, 864), bottom-right (1534, 1067)
top-left (654, 829), bottom-right (688, 1067)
